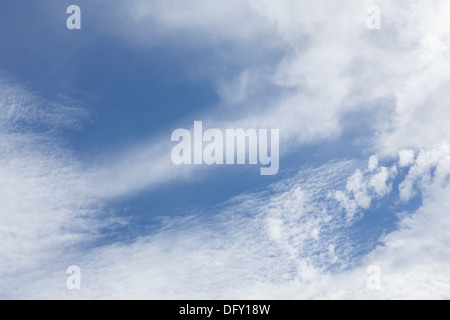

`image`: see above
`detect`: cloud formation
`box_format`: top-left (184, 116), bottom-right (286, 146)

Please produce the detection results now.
top-left (2, 0), bottom-right (450, 299)
top-left (7, 142), bottom-right (449, 299)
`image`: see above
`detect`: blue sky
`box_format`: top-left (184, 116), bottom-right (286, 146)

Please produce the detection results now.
top-left (1, 0), bottom-right (450, 299)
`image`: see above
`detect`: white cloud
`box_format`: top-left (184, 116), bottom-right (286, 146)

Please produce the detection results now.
top-left (335, 169), bottom-right (383, 220)
top-left (368, 155), bottom-right (378, 172)
top-left (1, 91), bottom-right (449, 299)
top-left (108, 0), bottom-right (450, 154)
top-left (334, 153), bottom-right (398, 220)
top-left (5, 160), bottom-right (360, 299)
top-left (9, 144), bottom-right (450, 299)
top-left (398, 149), bottom-right (415, 167)
top-left (369, 167), bottom-right (392, 197)
top-left (3, 0), bottom-right (450, 300)
top-left (0, 78), bottom-right (110, 296)
top-left (63, 0), bottom-right (450, 198)
top-left (399, 142), bottom-right (450, 202)
top-left (361, 158), bottom-right (450, 299)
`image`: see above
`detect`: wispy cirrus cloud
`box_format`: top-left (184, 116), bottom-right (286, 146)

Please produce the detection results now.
top-left (8, 142), bottom-right (450, 299)
top-left (0, 77), bottom-right (109, 297)
top-left (1, 79), bottom-right (449, 298)
top-left (2, 0), bottom-right (450, 300)
top-left (81, 0), bottom-right (450, 194)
